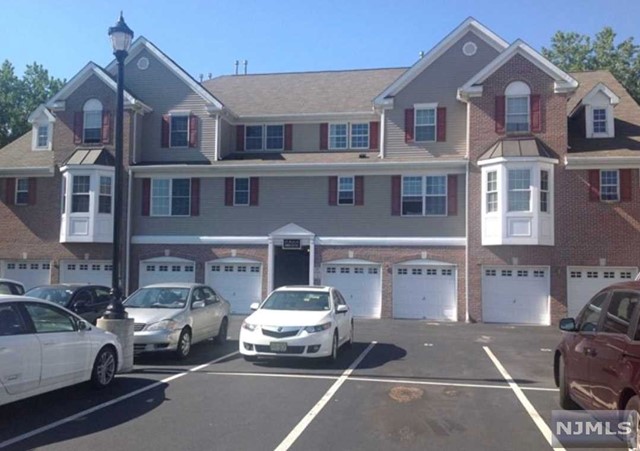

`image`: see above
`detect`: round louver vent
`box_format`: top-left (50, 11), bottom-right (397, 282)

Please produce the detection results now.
top-left (137, 57), bottom-right (149, 70)
top-left (462, 41), bottom-right (477, 57)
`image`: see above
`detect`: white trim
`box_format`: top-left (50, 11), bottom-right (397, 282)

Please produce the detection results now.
top-left (27, 105), bottom-right (56, 124)
top-left (131, 235), bottom-right (467, 247)
top-left (337, 175), bottom-right (355, 206)
top-left (150, 178), bottom-right (192, 217)
top-left (323, 258), bottom-right (379, 266)
top-left (374, 18), bottom-right (508, 104)
top-left (207, 257), bottom-right (261, 264)
top-left (478, 156), bottom-right (559, 166)
top-left (413, 104), bottom-right (438, 143)
top-left (582, 82), bottom-right (620, 107)
top-left (400, 174), bottom-right (448, 217)
top-left (214, 114), bottom-right (221, 161)
top-left (564, 156), bottom-right (640, 170)
top-left (14, 178), bottom-right (29, 206)
top-left (243, 124), bottom-right (285, 151)
top-left (0, 167), bottom-right (53, 177)
top-left (599, 169), bottom-right (620, 202)
top-left (395, 258), bottom-right (456, 267)
top-left (270, 223), bottom-right (315, 238)
top-left (140, 256), bottom-right (195, 264)
top-left (233, 177), bottom-right (251, 206)
top-left (379, 109), bottom-right (386, 159)
top-left (169, 113), bottom-right (191, 148)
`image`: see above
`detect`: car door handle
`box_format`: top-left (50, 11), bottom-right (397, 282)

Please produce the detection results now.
top-left (584, 348), bottom-right (597, 357)
top-left (42, 342), bottom-right (55, 346)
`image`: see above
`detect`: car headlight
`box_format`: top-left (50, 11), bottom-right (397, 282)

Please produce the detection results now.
top-left (145, 319), bottom-right (180, 331)
top-left (242, 321), bottom-right (258, 331)
top-left (304, 322), bottom-right (332, 333)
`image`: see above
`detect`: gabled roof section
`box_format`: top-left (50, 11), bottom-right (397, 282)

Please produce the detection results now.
top-left (458, 40), bottom-right (578, 99)
top-left (569, 81), bottom-right (621, 117)
top-left (106, 36), bottom-right (224, 112)
top-left (0, 132), bottom-right (54, 176)
top-left (374, 17), bottom-right (509, 106)
top-left (46, 62), bottom-right (151, 112)
top-left (269, 223), bottom-right (315, 237)
top-left (27, 105), bottom-right (56, 124)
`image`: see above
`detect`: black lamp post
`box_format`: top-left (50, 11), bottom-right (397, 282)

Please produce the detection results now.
top-left (104, 12), bottom-right (134, 319)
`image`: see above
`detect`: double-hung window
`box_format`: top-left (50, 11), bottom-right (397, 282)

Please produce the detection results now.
top-left (83, 99), bottom-right (102, 144)
top-left (234, 178), bottom-right (250, 206)
top-left (37, 125), bottom-right (49, 148)
top-left (600, 170), bottom-right (619, 201)
top-left (507, 169), bottom-right (531, 212)
top-left (350, 123), bottom-right (369, 149)
top-left (593, 109), bottom-right (607, 134)
top-left (402, 175), bottom-right (446, 216)
top-left (486, 171), bottom-right (498, 213)
top-left (540, 170), bottom-right (549, 213)
top-left (505, 81), bottom-right (530, 133)
top-left (265, 125), bottom-right (284, 150)
top-left (329, 123), bottom-right (369, 149)
top-left (338, 176), bottom-right (354, 205)
top-left (244, 125), bottom-right (284, 151)
top-left (15, 178), bottom-right (29, 205)
top-left (151, 179), bottom-right (190, 216)
top-left (98, 176), bottom-right (112, 214)
top-left (415, 107), bottom-right (436, 142)
top-left (170, 115), bottom-right (189, 147)
top-left (329, 124), bottom-right (348, 149)
top-left (245, 125), bottom-right (263, 150)
top-left (72, 175), bottom-right (91, 213)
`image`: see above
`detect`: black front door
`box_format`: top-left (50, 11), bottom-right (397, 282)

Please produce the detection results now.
top-left (274, 246), bottom-right (310, 289)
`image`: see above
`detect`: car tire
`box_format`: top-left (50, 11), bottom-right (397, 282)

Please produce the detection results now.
top-left (558, 355), bottom-right (578, 409)
top-left (325, 331), bottom-right (338, 363)
top-left (91, 346), bottom-right (117, 389)
top-left (243, 355), bottom-right (257, 362)
top-left (176, 328), bottom-right (192, 360)
top-left (214, 318), bottom-right (228, 345)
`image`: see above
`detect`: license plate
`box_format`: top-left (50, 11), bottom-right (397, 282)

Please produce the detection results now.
top-left (270, 342), bottom-right (287, 352)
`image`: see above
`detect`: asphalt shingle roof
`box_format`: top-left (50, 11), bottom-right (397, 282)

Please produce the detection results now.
top-left (0, 132), bottom-right (53, 171)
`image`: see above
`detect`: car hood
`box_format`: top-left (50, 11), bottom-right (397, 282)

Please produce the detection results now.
top-left (125, 308), bottom-right (183, 324)
top-left (246, 309), bottom-right (332, 327)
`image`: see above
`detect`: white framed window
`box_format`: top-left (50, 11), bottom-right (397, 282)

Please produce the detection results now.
top-left (245, 125), bottom-right (263, 151)
top-left (350, 123), bottom-right (369, 149)
top-left (329, 123), bottom-right (348, 149)
top-left (540, 170), bottom-right (549, 213)
top-left (593, 108), bottom-right (607, 134)
top-left (98, 176), bottom-right (112, 214)
top-left (83, 99), bottom-right (102, 144)
top-left (265, 125), bottom-right (284, 150)
top-left (486, 171), bottom-right (498, 213)
top-left (151, 178), bottom-right (191, 216)
top-left (15, 178), bottom-right (29, 205)
top-left (338, 176), bottom-right (354, 205)
top-left (37, 125), bottom-right (49, 148)
top-left (415, 106), bottom-right (436, 142)
top-left (234, 177), bottom-right (250, 206)
top-left (600, 170), bottom-right (619, 201)
top-left (170, 115), bottom-right (189, 147)
top-left (505, 81), bottom-right (530, 133)
top-left (401, 175), bottom-right (447, 216)
top-left (507, 169), bottom-right (531, 212)
top-left (71, 175), bottom-right (91, 213)
top-left (244, 124), bottom-right (284, 151)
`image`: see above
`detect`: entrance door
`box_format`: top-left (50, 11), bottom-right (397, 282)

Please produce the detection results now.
top-left (274, 246), bottom-right (309, 289)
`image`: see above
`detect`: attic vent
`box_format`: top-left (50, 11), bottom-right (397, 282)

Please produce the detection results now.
top-left (137, 57), bottom-right (149, 70)
top-left (462, 42), bottom-right (477, 57)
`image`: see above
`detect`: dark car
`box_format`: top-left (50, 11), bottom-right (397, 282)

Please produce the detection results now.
top-left (554, 281), bottom-right (640, 413)
top-left (0, 279), bottom-right (25, 295)
top-left (24, 284), bottom-right (113, 324)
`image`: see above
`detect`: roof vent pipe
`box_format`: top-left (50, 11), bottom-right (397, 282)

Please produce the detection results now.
top-left (234, 60), bottom-right (239, 75)
top-left (243, 60), bottom-right (248, 75)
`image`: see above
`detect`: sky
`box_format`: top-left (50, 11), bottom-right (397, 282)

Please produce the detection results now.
top-left (0, 0), bottom-right (638, 82)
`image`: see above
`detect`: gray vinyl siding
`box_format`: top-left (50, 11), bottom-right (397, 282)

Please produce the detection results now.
top-left (219, 117), bottom-right (235, 159)
top-left (132, 175), bottom-right (465, 237)
top-left (292, 124), bottom-right (320, 151)
top-left (386, 31), bottom-right (500, 158)
top-left (123, 48), bottom-right (216, 163)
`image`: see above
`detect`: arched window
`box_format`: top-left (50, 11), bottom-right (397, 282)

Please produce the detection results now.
top-left (83, 99), bottom-right (103, 144)
top-left (505, 81), bottom-right (530, 133)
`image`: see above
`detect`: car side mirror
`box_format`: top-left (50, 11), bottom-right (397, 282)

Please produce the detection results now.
top-left (250, 302), bottom-right (260, 311)
top-left (74, 300), bottom-right (88, 311)
top-left (192, 301), bottom-right (205, 309)
top-left (336, 305), bottom-right (349, 314)
top-left (77, 319), bottom-right (90, 331)
top-left (559, 317), bottom-right (577, 332)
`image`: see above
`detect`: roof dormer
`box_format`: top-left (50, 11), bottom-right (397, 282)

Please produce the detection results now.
top-left (579, 82), bottom-right (620, 139)
top-left (27, 105), bottom-right (56, 151)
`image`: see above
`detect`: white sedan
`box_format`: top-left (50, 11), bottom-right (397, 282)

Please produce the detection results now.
top-left (239, 286), bottom-right (354, 361)
top-left (0, 296), bottom-right (123, 407)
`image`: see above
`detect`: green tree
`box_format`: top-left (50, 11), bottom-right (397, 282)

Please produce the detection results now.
top-left (543, 27), bottom-right (640, 102)
top-left (0, 60), bottom-right (65, 148)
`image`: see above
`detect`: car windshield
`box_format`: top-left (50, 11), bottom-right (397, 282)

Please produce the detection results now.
top-left (124, 287), bottom-right (190, 309)
top-left (25, 287), bottom-right (73, 306)
top-left (261, 291), bottom-right (330, 311)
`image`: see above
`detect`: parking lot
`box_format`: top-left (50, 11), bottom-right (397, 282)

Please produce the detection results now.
top-left (1, 318), bottom-right (568, 450)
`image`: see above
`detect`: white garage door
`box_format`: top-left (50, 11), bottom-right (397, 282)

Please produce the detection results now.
top-left (206, 261), bottom-right (263, 314)
top-left (3, 261), bottom-right (51, 290)
top-left (482, 266), bottom-right (550, 325)
top-left (567, 266), bottom-right (637, 317)
top-left (393, 266), bottom-right (457, 320)
top-left (139, 258), bottom-right (195, 288)
top-left (60, 260), bottom-right (112, 286)
top-left (321, 263), bottom-right (381, 318)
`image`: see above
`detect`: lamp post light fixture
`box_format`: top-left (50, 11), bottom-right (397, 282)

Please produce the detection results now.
top-left (103, 12), bottom-right (134, 320)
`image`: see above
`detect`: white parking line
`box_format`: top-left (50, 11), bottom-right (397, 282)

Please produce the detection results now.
top-left (0, 351), bottom-right (239, 450)
top-left (274, 342), bottom-right (376, 451)
top-left (204, 371), bottom-right (340, 381)
top-left (484, 346), bottom-right (565, 451)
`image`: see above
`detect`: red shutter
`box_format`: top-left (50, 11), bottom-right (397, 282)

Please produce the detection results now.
top-left (319, 123), bottom-right (328, 150)
top-left (391, 175), bottom-right (401, 216)
top-left (249, 177), bottom-right (259, 206)
top-left (161, 115), bottom-right (170, 148)
top-left (284, 124), bottom-right (293, 151)
top-left (190, 178), bottom-right (200, 216)
top-left (404, 109), bottom-right (414, 143)
top-left (225, 177), bottom-right (234, 206)
top-left (437, 107), bottom-right (446, 142)
top-left (236, 125), bottom-right (245, 152)
top-left (328, 176), bottom-right (337, 206)
top-left (28, 178), bottom-right (37, 205)
top-left (530, 95), bottom-right (541, 133)
top-left (189, 115), bottom-right (198, 148)
top-left (141, 178), bottom-right (151, 216)
top-left (101, 111), bottom-right (111, 144)
top-left (5, 178), bottom-right (15, 205)
top-left (588, 170), bottom-right (600, 202)
top-left (447, 174), bottom-right (457, 216)
top-left (369, 121), bottom-right (379, 150)
top-left (495, 96), bottom-right (505, 134)
top-left (73, 112), bottom-right (83, 144)
top-left (620, 169), bottom-right (632, 202)
top-left (355, 176), bottom-right (364, 206)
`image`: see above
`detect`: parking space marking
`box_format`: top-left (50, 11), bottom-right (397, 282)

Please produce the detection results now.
top-left (484, 346), bottom-right (565, 451)
top-left (203, 371), bottom-right (341, 381)
top-left (0, 351), bottom-right (239, 450)
top-left (274, 342), bottom-right (377, 451)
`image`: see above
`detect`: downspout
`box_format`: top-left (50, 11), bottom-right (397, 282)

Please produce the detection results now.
top-left (125, 168), bottom-right (133, 296)
top-left (464, 101), bottom-right (470, 323)
top-left (379, 109), bottom-right (386, 159)
top-left (214, 114), bottom-right (220, 161)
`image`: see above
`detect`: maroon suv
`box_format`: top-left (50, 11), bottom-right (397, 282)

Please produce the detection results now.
top-left (555, 281), bottom-right (640, 412)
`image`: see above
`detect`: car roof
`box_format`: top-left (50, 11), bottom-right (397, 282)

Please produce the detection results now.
top-left (0, 278), bottom-right (24, 286)
top-left (274, 285), bottom-right (332, 293)
top-left (27, 283), bottom-right (98, 290)
top-left (0, 295), bottom-right (70, 307)
top-left (597, 280), bottom-right (640, 292)
top-left (140, 283), bottom-right (202, 289)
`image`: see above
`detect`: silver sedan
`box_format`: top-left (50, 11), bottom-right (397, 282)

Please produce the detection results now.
top-left (123, 283), bottom-right (230, 359)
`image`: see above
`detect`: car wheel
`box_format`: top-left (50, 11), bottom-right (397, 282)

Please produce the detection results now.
top-left (214, 318), bottom-right (228, 345)
top-left (176, 328), bottom-right (192, 360)
top-left (325, 332), bottom-right (338, 363)
top-left (558, 355), bottom-right (578, 409)
top-left (91, 346), bottom-right (117, 389)
top-left (243, 355), bottom-right (257, 362)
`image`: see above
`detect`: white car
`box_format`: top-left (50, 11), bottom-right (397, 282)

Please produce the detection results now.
top-left (239, 286), bottom-right (354, 361)
top-left (124, 283), bottom-right (230, 359)
top-left (0, 296), bottom-right (123, 407)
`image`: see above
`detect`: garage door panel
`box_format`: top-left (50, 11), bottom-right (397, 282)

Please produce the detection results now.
top-left (60, 261), bottom-right (112, 286)
top-left (322, 265), bottom-right (381, 318)
top-left (393, 266), bottom-right (457, 320)
top-left (567, 267), bottom-right (637, 317)
top-left (139, 261), bottom-right (195, 287)
top-left (3, 261), bottom-right (51, 290)
top-left (206, 263), bottom-right (262, 314)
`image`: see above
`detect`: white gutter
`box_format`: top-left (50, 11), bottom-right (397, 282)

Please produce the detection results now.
top-left (125, 168), bottom-right (133, 296)
top-left (464, 160), bottom-right (470, 323)
top-left (214, 114), bottom-right (220, 161)
top-left (0, 167), bottom-right (54, 177)
top-left (565, 155), bottom-right (640, 170)
top-left (379, 109), bottom-right (386, 159)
